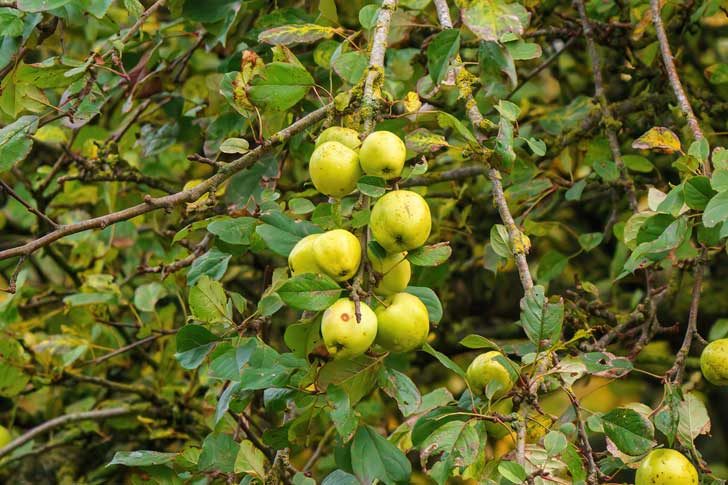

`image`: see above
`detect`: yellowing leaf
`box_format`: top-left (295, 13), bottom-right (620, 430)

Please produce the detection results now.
top-left (632, 127), bottom-right (682, 154)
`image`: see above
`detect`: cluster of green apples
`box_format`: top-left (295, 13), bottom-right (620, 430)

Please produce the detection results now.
top-left (288, 127), bottom-right (436, 359)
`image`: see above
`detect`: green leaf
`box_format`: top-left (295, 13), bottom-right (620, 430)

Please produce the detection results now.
top-left (0, 9), bottom-right (24, 37)
top-left (592, 159), bottom-right (619, 182)
top-left (175, 325), bottom-right (218, 369)
top-left (350, 425), bottom-right (412, 484)
top-left (0, 115), bottom-right (38, 173)
top-left (219, 137), bottom-right (250, 154)
top-left (703, 191), bottom-right (728, 228)
top-left (288, 198), bottom-right (315, 214)
top-left (459, 334), bottom-right (499, 350)
top-left (490, 224), bottom-right (511, 259)
top-left (519, 285), bottom-right (564, 345)
top-left (406, 286), bottom-right (443, 323)
top-left (327, 384), bottom-right (358, 442)
top-left (498, 460), bottom-right (527, 483)
top-left (684, 176), bottom-right (716, 210)
top-left (407, 243), bottom-right (452, 266)
top-left (332, 51), bottom-right (368, 84)
top-left (234, 440), bottom-right (268, 478)
top-left (677, 392), bottom-right (711, 442)
top-left (565, 179), bottom-right (586, 201)
top-left (277, 273), bottom-right (342, 311)
top-left (207, 217), bottom-right (257, 245)
top-left (198, 433), bottom-right (238, 472)
top-left (709, 319), bottom-right (728, 341)
top-left (544, 430), bottom-right (567, 456)
top-left (318, 354), bottom-right (383, 405)
top-left (248, 62), bottom-right (314, 111)
top-left (422, 343), bottom-right (466, 379)
top-left (188, 275), bottom-right (230, 324)
top-left (621, 217), bottom-right (690, 275)
top-left (405, 128), bottom-right (449, 153)
top-left (357, 175), bottom-right (386, 197)
top-left (420, 419), bottom-right (480, 483)
top-left (535, 250), bottom-right (568, 283)
top-left (133, 282), bottom-right (167, 312)
top-left (505, 39), bottom-right (542, 60)
top-left (525, 137), bottom-right (546, 156)
top-left (255, 211), bottom-right (321, 256)
top-left (378, 367), bottom-right (421, 417)
top-left (622, 154), bottom-right (654, 172)
top-left (17, 0), bottom-right (71, 12)
top-left (322, 470), bottom-right (359, 485)
top-left (437, 111), bottom-right (478, 146)
top-left (578, 232), bottom-right (603, 252)
top-left (710, 169), bottom-right (728, 192)
top-left (601, 407), bottom-right (655, 455)
top-left (258, 24), bottom-right (336, 46)
top-left (460, 0), bottom-right (530, 42)
top-left (108, 450), bottom-right (178, 467)
top-left (427, 28), bottom-right (461, 84)
top-left (495, 116), bottom-right (515, 168)
top-left (187, 248), bottom-right (231, 286)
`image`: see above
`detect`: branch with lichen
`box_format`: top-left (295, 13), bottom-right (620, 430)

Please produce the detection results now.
top-left (361, 0), bottom-right (397, 134)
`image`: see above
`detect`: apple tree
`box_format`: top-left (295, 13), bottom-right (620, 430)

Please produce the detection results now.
top-left (0, 0), bottom-right (727, 483)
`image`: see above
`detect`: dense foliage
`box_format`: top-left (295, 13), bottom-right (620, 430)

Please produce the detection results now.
top-left (0, 0), bottom-right (727, 483)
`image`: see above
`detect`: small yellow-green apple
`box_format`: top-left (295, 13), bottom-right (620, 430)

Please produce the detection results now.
top-left (370, 190), bottom-right (431, 252)
top-left (359, 131), bottom-right (406, 180)
top-left (374, 292), bottom-right (429, 352)
top-left (700, 338), bottom-right (728, 385)
top-left (0, 425), bottom-right (11, 448)
top-left (309, 141), bottom-right (361, 198)
top-left (321, 298), bottom-right (377, 359)
top-left (367, 247), bottom-right (411, 295)
top-left (288, 234), bottom-right (322, 276)
top-left (635, 449), bottom-right (698, 485)
top-left (484, 398), bottom-right (514, 439)
top-left (316, 126), bottom-right (361, 150)
top-left (313, 229), bottom-right (361, 281)
top-left (466, 351), bottom-right (514, 399)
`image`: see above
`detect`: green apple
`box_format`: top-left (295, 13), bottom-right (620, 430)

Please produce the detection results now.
top-left (359, 131), bottom-right (406, 180)
top-left (309, 141), bottom-right (361, 198)
top-left (466, 351), bottom-right (514, 399)
top-left (316, 126), bottom-right (361, 150)
top-left (484, 398), bottom-right (514, 439)
top-left (700, 338), bottom-right (728, 385)
top-left (0, 425), bottom-right (11, 448)
top-left (288, 234), bottom-right (322, 276)
top-left (367, 248), bottom-right (411, 295)
top-left (374, 292), bottom-right (429, 353)
top-left (370, 190), bottom-right (431, 252)
top-left (313, 229), bottom-right (361, 281)
top-left (321, 298), bottom-right (378, 359)
top-left (635, 449), bottom-right (698, 485)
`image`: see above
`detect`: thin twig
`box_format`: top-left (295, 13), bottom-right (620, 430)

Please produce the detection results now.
top-left (401, 164), bottom-right (486, 187)
top-left (62, 371), bottom-right (161, 402)
top-left (666, 250), bottom-right (706, 383)
top-left (0, 407), bottom-right (134, 458)
top-left (84, 331), bottom-right (175, 366)
top-left (0, 180), bottom-right (59, 228)
top-left (650, 0), bottom-right (707, 157)
top-left (565, 387), bottom-right (599, 484)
